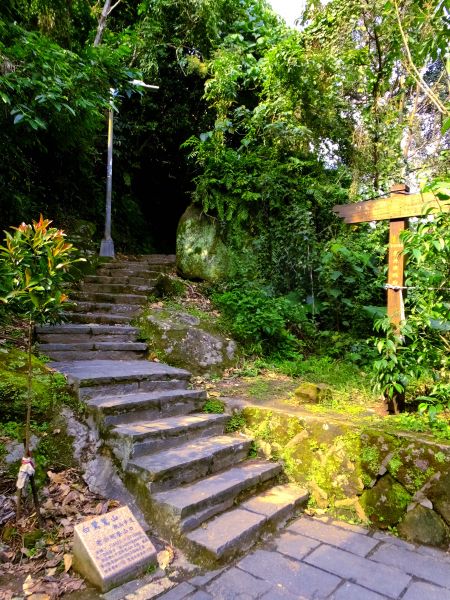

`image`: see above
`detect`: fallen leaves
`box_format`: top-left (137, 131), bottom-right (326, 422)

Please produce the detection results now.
top-left (156, 546), bottom-right (174, 570)
top-left (0, 468), bottom-right (121, 598)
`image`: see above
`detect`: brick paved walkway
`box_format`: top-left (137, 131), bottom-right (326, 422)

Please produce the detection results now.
top-left (158, 515), bottom-right (450, 600)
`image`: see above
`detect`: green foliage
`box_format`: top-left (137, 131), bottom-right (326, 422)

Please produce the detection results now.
top-left (315, 226), bottom-right (387, 333)
top-left (214, 284), bottom-right (313, 356)
top-left (202, 398), bottom-right (225, 413)
top-left (0, 215), bottom-right (83, 322)
top-left (0, 349), bottom-right (76, 426)
top-left (372, 190), bottom-right (450, 414)
top-left (225, 410), bottom-right (246, 432)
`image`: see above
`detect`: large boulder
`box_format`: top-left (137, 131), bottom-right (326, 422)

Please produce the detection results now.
top-left (139, 307), bottom-right (237, 375)
top-left (176, 204), bottom-right (229, 282)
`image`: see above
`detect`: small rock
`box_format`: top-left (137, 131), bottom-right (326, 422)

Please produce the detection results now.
top-left (294, 382), bottom-right (332, 404)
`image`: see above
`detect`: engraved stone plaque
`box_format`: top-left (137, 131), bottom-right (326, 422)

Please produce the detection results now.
top-left (73, 505), bottom-right (157, 592)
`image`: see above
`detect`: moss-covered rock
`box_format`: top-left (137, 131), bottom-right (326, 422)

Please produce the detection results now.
top-left (294, 382), bottom-right (332, 404)
top-left (398, 504), bottom-right (449, 547)
top-left (428, 471), bottom-right (450, 526)
top-left (138, 307), bottom-right (237, 375)
top-left (176, 204), bottom-right (229, 282)
top-left (153, 273), bottom-right (187, 299)
top-left (360, 475), bottom-right (411, 529)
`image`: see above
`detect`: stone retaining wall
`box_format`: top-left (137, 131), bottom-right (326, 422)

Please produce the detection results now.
top-left (242, 406), bottom-right (450, 549)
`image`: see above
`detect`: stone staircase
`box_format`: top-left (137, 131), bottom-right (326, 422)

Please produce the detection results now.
top-left (36, 255), bottom-right (308, 566)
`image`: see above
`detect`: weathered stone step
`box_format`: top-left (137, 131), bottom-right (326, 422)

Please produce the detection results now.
top-left (78, 379), bottom-right (189, 402)
top-left (99, 262), bottom-right (172, 271)
top-left (122, 254), bottom-right (176, 264)
top-left (43, 349), bottom-right (146, 361)
top-left (88, 389), bottom-right (206, 425)
top-left (71, 291), bottom-right (147, 305)
top-left (80, 282), bottom-right (154, 295)
top-left (84, 275), bottom-right (155, 287)
top-left (52, 360), bottom-right (191, 387)
top-left (127, 435), bottom-right (252, 493)
top-left (153, 461), bottom-right (283, 534)
top-left (36, 324), bottom-right (138, 343)
top-left (38, 332), bottom-right (137, 343)
top-left (110, 413), bottom-right (229, 457)
top-left (36, 324), bottom-right (138, 336)
top-left (185, 484), bottom-right (309, 562)
top-left (69, 301), bottom-right (140, 315)
top-left (38, 342), bottom-right (147, 352)
top-left (38, 340), bottom-right (147, 361)
top-left (63, 312), bottom-right (133, 324)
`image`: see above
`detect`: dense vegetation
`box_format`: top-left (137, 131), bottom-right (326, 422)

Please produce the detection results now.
top-left (0, 0), bottom-right (449, 417)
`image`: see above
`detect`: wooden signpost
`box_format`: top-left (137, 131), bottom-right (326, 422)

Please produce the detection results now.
top-left (333, 184), bottom-right (450, 328)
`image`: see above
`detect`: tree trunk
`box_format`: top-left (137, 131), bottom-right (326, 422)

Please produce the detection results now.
top-left (94, 0), bottom-right (112, 47)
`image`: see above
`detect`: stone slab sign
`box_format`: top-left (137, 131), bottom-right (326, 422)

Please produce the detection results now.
top-left (73, 505), bottom-right (157, 592)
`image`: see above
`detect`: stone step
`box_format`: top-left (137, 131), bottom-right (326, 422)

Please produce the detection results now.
top-left (84, 275), bottom-right (155, 287)
top-left (127, 435), bottom-right (252, 493)
top-left (52, 360), bottom-right (191, 388)
top-left (36, 324), bottom-right (138, 336)
top-left (68, 301), bottom-right (140, 315)
top-left (38, 332), bottom-right (137, 343)
top-left (185, 484), bottom-right (309, 562)
top-left (78, 378), bottom-right (189, 402)
top-left (99, 262), bottom-right (173, 271)
top-left (110, 413), bottom-right (229, 457)
top-left (97, 267), bottom-right (168, 279)
top-left (62, 312), bottom-right (133, 324)
top-left (153, 461), bottom-right (283, 534)
top-left (121, 254), bottom-right (176, 264)
top-left (38, 342), bottom-right (147, 352)
top-left (38, 340), bottom-right (147, 362)
top-left (36, 324), bottom-right (138, 344)
top-left (43, 349), bottom-right (146, 361)
top-left (88, 389), bottom-right (207, 425)
top-left (71, 291), bottom-right (147, 305)
top-left (80, 283), bottom-right (154, 295)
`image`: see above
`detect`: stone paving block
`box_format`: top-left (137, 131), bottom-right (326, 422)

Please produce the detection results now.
top-left (329, 582), bottom-right (388, 599)
top-left (304, 544), bottom-right (411, 598)
top-left (156, 582), bottom-right (196, 600)
top-left (370, 543), bottom-right (450, 589)
top-left (188, 569), bottom-right (223, 587)
top-left (188, 592), bottom-right (212, 600)
top-left (260, 586), bottom-right (298, 600)
top-left (416, 544), bottom-right (450, 563)
top-left (313, 515), bottom-right (369, 535)
top-left (237, 549), bottom-right (341, 598)
top-left (206, 567), bottom-right (272, 599)
top-left (122, 576), bottom-right (175, 599)
top-left (288, 516), bottom-right (379, 557)
top-left (275, 531), bottom-right (320, 561)
top-left (402, 581), bottom-right (450, 600)
top-left (371, 531), bottom-right (416, 549)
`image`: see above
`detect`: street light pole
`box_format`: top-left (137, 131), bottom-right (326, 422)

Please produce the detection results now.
top-left (99, 81), bottom-right (159, 258)
top-left (99, 88), bottom-right (116, 257)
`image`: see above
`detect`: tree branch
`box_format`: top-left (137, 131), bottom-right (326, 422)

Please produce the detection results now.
top-left (393, 0), bottom-right (448, 116)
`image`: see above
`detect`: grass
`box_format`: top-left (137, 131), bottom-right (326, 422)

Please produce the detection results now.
top-left (217, 354), bottom-right (380, 416)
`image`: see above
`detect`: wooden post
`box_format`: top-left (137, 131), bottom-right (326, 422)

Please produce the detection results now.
top-left (387, 218), bottom-right (407, 329)
top-left (333, 185), bottom-right (450, 328)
